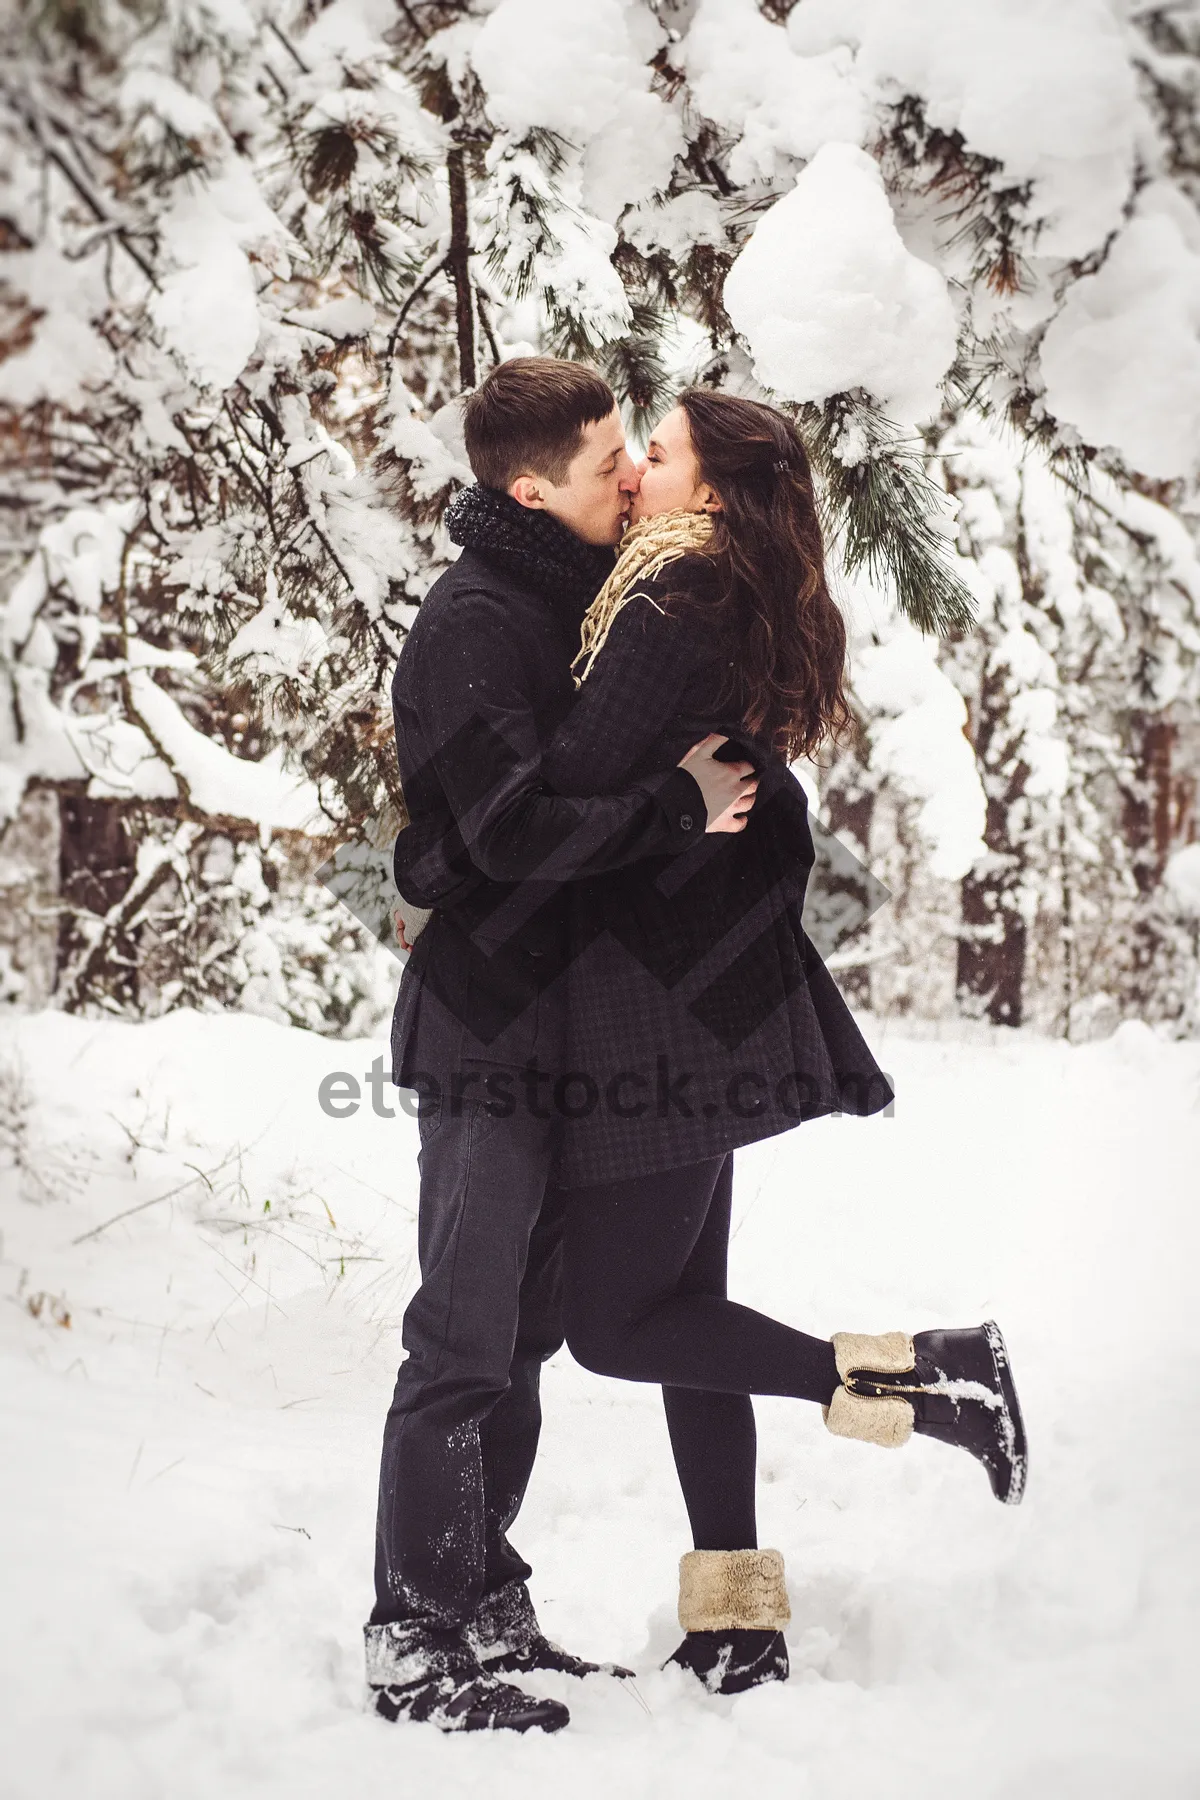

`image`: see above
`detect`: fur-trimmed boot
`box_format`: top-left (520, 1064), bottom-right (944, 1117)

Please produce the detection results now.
top-left (665, 1549), bottom-right (791, 1696)
top-left (468, 1578), bottom-right (633, 1680)
top-left (823, 1321), bottom-right (1028, 1504)
top-left (364, 1619), bottom-right (569, 1733)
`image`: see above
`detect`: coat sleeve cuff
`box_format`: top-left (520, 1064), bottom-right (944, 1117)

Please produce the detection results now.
top-left (640, 766), bottom-right (706, 851)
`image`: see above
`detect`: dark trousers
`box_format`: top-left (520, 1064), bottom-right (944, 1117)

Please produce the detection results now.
top-left (563, 1155), bottom-right (840, 1552)
top-left (371, 1097), bottom-right (563, 1628)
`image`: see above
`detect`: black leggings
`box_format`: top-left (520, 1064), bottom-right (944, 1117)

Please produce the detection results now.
top-left (562, 1155), bottom-right (838, 1553)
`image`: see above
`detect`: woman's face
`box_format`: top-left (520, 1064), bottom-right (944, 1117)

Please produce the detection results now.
top-left (630, 406), bottom-right (719, 523)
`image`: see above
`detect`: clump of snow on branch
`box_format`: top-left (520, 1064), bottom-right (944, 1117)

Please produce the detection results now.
top-left (468, 0), bottom-right (665, 142)
top-left (149, 181), bottom-right (275, 393)
top-left (723, 143), bottom-right (958, 423)
top-left (681, 0), bottom-right (864, 184)
top-left (850, 619), bottom-right (987, 881)
top-left (470, 0), bottom-right (680, 224)
top-left (790, 0), bottom-right (1137, 262)
top-left (1040, 188), bottom-right (1200, 480)
top-left (1166, 845), bottom-right (1200, 919)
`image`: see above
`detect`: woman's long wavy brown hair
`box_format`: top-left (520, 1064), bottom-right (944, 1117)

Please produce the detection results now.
top-left (674, 388), bottom-right (851, 761)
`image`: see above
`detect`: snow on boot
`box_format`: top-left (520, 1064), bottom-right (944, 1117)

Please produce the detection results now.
top-left (364, 1620), bottom-right (569, 1733)
top-left (667, 1549), bottom-right (791, 1696)
top-left (468, 1578), bottom-right (633, 1680)
top-left (665, 1629), bottom-right (789, 1696)
top-left (823, 1321), bottom-right (1028, 1504)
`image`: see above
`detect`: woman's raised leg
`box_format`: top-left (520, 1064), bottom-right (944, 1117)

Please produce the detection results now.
top-left (562, 1154), bottom-right (839, 1404)
top-left (562, 1159), bottom-right (1026, 1506)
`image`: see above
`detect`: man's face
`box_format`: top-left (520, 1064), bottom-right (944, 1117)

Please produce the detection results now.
top-left (510, 408), bottom-right (639, 546)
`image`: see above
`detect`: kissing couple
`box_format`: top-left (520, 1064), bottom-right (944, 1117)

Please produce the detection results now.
top-left (363, 357), bottom-right (1027, 1733)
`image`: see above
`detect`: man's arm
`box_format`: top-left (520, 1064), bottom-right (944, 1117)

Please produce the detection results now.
top-left (398, 594), bottom-right (705, 898)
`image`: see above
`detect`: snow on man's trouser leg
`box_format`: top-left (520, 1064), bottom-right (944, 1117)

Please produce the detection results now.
top-left (370, 1089), bottom-right (564, 1629)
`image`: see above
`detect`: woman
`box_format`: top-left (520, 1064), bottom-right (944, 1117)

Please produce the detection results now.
top-left (538, 389), bottom-right (1027, 1696)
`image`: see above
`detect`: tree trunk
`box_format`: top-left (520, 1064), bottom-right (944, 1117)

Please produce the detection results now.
top-left (820, 725), bottom-right (877, 1008)
top-left (958, 858), bottom-right (1027, 1025)
top-left (56, 792), bottom-right (138, 1007)
top-left (1121, 711), bottom-right (1188, 1011)
top-left (447, 146), bottom-right (476, 391)
top-left (1121, 713), bottom-right (1178, 895)
top-left (956, 664), bottom-right (1030, 1027)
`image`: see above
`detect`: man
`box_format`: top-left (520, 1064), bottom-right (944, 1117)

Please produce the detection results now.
top-left (365, 359), bottom-right (755, 1734)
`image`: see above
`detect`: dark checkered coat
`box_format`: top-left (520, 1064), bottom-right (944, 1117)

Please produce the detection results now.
top-left (540, 557), bottom-right (893, 1186)
top-left (391, 509), bottom-right (892, 1186)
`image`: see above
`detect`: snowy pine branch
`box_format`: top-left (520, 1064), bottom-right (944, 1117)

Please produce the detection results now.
top-left (801, 395), bottom-right (977, 638)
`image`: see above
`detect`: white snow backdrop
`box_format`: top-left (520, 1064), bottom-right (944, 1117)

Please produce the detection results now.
top-left (2, 1008), bottom-right (1198, 1796)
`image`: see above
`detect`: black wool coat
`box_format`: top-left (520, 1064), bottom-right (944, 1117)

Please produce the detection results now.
top-left (539, 557), bottom-right (894, 1186)
top-left (389, 510), bottom-right (704, 1096)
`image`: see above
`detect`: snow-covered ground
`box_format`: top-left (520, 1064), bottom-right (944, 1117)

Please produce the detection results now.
top-left (1, 1007), bottom-right (1197, 1799)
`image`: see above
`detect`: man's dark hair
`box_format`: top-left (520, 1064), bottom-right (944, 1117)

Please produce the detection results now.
top-left (463, 357), bottom-right (615, 492)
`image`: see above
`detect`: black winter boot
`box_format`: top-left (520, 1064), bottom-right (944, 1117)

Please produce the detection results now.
top-left (668, 1549), bottom-right (791, 1696)
top-left (666, 1628), bottom-right (789, 1695)
top-left (364, 1619), bottom-right (569, 1733)
top-left (468, 1578), bottom-right (633, 1680)
top-left (824, 1321), bottom-right (1028, 1504)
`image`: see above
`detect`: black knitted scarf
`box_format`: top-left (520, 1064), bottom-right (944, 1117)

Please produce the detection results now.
top-left (446, 484), bottom-right (616, 618)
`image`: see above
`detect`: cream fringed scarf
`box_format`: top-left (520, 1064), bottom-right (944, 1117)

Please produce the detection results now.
top-left (573, 509), bottom-right (714, 685)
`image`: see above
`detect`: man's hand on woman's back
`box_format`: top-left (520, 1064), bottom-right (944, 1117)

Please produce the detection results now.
top-left (678, 735), bottom-right (759, 834)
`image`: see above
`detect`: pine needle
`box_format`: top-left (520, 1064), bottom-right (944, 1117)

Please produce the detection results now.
top-left (798, 392), bottom-right (977, 637)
